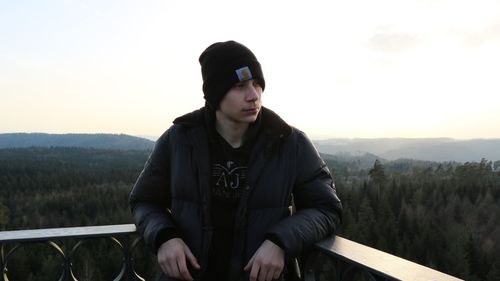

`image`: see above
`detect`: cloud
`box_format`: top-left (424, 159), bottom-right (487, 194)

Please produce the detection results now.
top-left (461, 20), bottom-right (500, 48)
top-left (366, 32), bottom-right (421, 53)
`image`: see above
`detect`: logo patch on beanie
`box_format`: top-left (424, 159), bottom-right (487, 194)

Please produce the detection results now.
top-left (235, 66), bottom-right (253, 81)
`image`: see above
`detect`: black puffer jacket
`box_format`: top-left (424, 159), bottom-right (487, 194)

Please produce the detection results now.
top-left (129, 107), bottom-right (342, 281)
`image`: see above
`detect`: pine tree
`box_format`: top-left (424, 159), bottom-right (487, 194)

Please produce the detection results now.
top-left (0, 202), bottom-right (10, 230)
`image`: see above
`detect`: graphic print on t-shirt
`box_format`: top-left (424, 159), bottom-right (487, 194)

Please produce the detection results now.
top-left (211, 160), bottom-right (247, 202)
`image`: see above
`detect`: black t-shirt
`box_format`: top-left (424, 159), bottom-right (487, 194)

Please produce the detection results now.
top-left (205, 131), bottom-right (252, 280)
top-left (204, 111), bottom-right (261, 280)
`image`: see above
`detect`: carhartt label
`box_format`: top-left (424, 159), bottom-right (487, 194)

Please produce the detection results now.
top-left (235, 66), bottom-right (252, 81)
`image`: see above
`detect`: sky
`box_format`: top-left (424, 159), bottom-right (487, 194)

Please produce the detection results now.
top-left (1, 0), bottom-right (499, 140)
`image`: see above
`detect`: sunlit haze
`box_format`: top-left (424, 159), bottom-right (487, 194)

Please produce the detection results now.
top-left (1, 0), bottom-right (499, 140)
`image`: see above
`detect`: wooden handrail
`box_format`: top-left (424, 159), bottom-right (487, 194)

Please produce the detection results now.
top-left (0, 224), bottom-right (136, 243)
top-left (309, 235), bottom-right (463, 281)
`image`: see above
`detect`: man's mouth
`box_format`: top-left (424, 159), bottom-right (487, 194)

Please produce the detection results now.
top-left (243, 107), bottom-right (259, 113)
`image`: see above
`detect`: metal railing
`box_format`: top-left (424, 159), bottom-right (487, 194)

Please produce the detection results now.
top-left (0, 224), bottom-right (463, 281)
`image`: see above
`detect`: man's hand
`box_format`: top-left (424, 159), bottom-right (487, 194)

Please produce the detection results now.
top-left (244, 239), bottom-right (285, 281)
top-left (157, 238), bottom-right (200, 281)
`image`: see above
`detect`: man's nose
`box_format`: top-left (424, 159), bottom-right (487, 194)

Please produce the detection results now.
top-left (245, 84), bottom-right (260, 101)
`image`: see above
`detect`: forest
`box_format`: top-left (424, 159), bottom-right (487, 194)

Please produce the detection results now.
top-left (1, 147), bottom-right (499, 280)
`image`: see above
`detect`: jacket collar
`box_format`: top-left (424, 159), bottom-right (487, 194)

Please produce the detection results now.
top-left (259, 106), bottom-right (292, 139)
top-left (172, 106), bottom-right (292, 139)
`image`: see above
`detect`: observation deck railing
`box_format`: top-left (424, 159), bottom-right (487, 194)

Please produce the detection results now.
top-left (0, 224), bottom-right (463, 281)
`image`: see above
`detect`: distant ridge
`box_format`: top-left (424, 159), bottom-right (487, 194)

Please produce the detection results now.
top-left (0, 133), bottom-right (155, 150)
top-left (2, 134), bottom-right (499, 162)
top-left (314, 138), bottom-right (500, 162)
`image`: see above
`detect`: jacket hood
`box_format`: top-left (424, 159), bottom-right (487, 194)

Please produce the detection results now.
top-left (172, 106), bottom-right (292, 139)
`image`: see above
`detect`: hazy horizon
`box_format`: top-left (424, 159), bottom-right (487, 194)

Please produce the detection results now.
top-left (3, 131), bottom-right (500, 142)
top-left (2, 1), bottom-right (499, 139)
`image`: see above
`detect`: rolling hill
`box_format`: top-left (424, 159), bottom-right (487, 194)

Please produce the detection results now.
top-left (0, 133), bottom-right (154, 150)
top-left (2, 133), bottom-right (499, 162)
top-left (314, 138), bottom-right (500, 162)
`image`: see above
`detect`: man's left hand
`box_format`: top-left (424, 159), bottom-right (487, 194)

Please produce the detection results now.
top-left (244, 239), bottom-right (285, 281)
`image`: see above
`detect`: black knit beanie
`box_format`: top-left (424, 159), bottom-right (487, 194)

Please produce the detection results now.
top-left (199, 40), bottom-right (265, 109)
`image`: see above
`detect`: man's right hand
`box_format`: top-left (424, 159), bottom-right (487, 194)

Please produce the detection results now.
top-left (157, 238), bottom-right (201, 281)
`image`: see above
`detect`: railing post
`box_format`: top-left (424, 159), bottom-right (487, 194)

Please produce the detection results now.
top-left (1, 243), bottom-right (4, 281)
top-left (0, 243), bottom-right (21, 281)
top-left (60, 254), bottom-right (77, 281)
top-left (118, 236), bottom-right (144, 281)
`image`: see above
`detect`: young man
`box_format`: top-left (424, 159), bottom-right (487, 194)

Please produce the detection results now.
top-left (129, 41), bottom-right (342, 281)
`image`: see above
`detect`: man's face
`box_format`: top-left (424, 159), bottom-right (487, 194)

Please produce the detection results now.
top-left (216, 79), bottom-right (263, 125)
